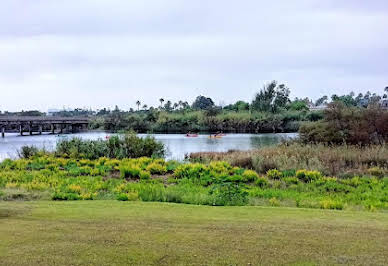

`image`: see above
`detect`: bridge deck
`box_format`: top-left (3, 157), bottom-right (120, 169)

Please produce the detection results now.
top-left (0, 116), bottom-right (89, 124)
top-left (0, 116), bottom-right (90, 137)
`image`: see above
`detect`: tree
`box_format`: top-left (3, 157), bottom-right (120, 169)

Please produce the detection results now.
top-left (159, 98), bottom-right (164, 108)
top-left (251, 81), bottom-right (290, 112)
top-left (369, 93), bottom-right (381, 105)
top-left (173, 103), bottom-right (179, 110)
top-left (136, 100), bottom-right (141, 111)
top-left (288, 100), bottom-right (308, 111)
top-left (192, 95), bottom-right (215, 110)
top-left (252, 81), bottom-right (277, 112)
top-left (113, 105), bottom-right (120, 113)
top-left (273, 84), bottom-right (290, 111)
top-left (142, 104), bottom-right (148, 110)
top-left (223, 101), bottom-right (249, 111)
top-left (315, 96), bottom-right (328, 106)
top-left (164, 100), bottom-right (173, 112)
top-left (331, 93), bottom-right (356, 107)
top-left (178, 100), bottom-right (183, 110)
top-left (182, 101), bottom-right (189, 109)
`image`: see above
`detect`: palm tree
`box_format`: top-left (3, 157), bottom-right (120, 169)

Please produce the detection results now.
top-left (136, 100), bottom-right (141, 111)
top-left (142, 104), bottom-right (148, 110)
top-left (173, 103), bottom-right (178, 110)
top-left (159, 98), bottom-right (164, 108)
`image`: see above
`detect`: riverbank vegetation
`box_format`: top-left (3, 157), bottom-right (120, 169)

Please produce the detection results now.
top-left (1, 84), bottom-right (387, 214)
top-left (1, 155), bottom-right (387, 211)
top-left (300, 102), bottom-right (388, 145)
top-left (3, 82), bottom-right (386, 134)
top-left (190, 143), bottom-right (388, 177)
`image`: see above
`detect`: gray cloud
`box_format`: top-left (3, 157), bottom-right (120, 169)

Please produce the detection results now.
top-left (0, 0), bottom-right (387, 111)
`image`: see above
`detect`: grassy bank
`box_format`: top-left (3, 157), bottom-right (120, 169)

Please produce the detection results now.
top-left (1, 201), bottom-right (387, 265)
top-left (1, 156), bottom-right (387, 211)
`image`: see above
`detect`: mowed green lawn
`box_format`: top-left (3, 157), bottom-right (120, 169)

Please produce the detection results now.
top-left (0, 201), bottom-right (387, 266)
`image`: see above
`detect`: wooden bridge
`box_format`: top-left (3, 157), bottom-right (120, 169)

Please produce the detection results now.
top-left (0, 116), bottom-right (90, 137)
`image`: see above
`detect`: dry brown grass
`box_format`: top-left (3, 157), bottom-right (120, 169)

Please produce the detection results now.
top-left (190, 143), bottom-right (388, 176)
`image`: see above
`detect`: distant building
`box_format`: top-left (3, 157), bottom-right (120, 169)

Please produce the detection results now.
top-left (309, 104), bottom-right (328, 111)
top-left (380, 99), bottom-right (388, 109)
top-left (47, 108), bottom-right (60, 116)
top-left (357, 99), bottom-right (369, 108)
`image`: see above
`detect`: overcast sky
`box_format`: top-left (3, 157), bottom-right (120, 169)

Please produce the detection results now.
top-left (1, 0), bottom-right (387, 111)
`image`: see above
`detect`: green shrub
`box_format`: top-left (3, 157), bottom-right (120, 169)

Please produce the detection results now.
top-left (167, 177), bottom-right (178, 184)
top-left (267, 169), bottom-right (282, 179)
top-left (210, 183), bottom-right (248, 206)
top-left (296, 170), bottom-right (322, 182)
top-left (139, 171), bottom-right (151, 180)
top-left (117, 193), bottom-right (129, 201)
top-left (52, 192), bottom-right (80, 200)
top-left (281, 169), bottom-right (296, 177)
top-left (269, 197), bottom-right (280, 207)
top-left (320, 199), bottom-right (344, 210)
top-left (225, 175), bottom-right (245, 183)
top-left (117, 192), bottom-right (139, 201)
top-left (367, 167), bottom-right (384, 178)
top-left (255, 177), bottom-right (269, 188)
top-left (146, 162), bottom-right (167, 175)
top-left (283, 177), bottom-right (299, 185)
top-left (18, 146), bottom-right (39, 159)
top-left (120, 165), bottom-right (141, 179)
top-left (242, 170), bottom-right (259, 182)
top-left (174, 163), bottom-right (209, 180)
top-left (54, 132), bottom-right (165, 160)
top-left (166, 160), bottom-right (180, 172)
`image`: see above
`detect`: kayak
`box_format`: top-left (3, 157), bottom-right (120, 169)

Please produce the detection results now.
top-left (208, 135), bottom-right (222, 139)
top-left (186, 134), bottom-right (198, 137)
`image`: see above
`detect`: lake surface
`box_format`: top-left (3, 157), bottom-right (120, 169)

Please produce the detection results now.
top-left (0, 132), bottom-right (297, 161)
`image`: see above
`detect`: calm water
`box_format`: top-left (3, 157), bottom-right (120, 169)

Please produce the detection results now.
top-left (0, 132), bottom-right (297, 161)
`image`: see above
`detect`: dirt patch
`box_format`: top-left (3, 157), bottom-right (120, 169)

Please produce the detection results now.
top-left (103, 170), bottom-right (121, 180)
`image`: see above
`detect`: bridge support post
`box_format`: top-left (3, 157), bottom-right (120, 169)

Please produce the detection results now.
top-left (29, 123), bottom-right (32, 136)
top-left (60, 124), bottom-right (63, 134)
top-left (39, 125), bottom-right (42, 135)
top-left (1, 127), bottom-right (4, 138)
top-left (19, 124), bottom-right (23, 136)
top-left (51, 124), bottom-right (55, 134)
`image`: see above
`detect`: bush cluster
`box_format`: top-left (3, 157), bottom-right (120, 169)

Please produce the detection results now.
top-left (19, 132), bottom-right (165, 160)
top-left (299, 103), bottom-right (388, 145)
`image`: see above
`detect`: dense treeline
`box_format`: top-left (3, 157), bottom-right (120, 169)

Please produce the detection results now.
top-left (1, 82), bottom-right (386, 134)
top-left (93, 109), bottom-right (321, 133)
top-left (90, 81), bottom-right (322, 133)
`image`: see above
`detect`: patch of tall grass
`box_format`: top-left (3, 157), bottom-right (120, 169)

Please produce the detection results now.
top-left (190, 143), bottom-right (388, 177)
